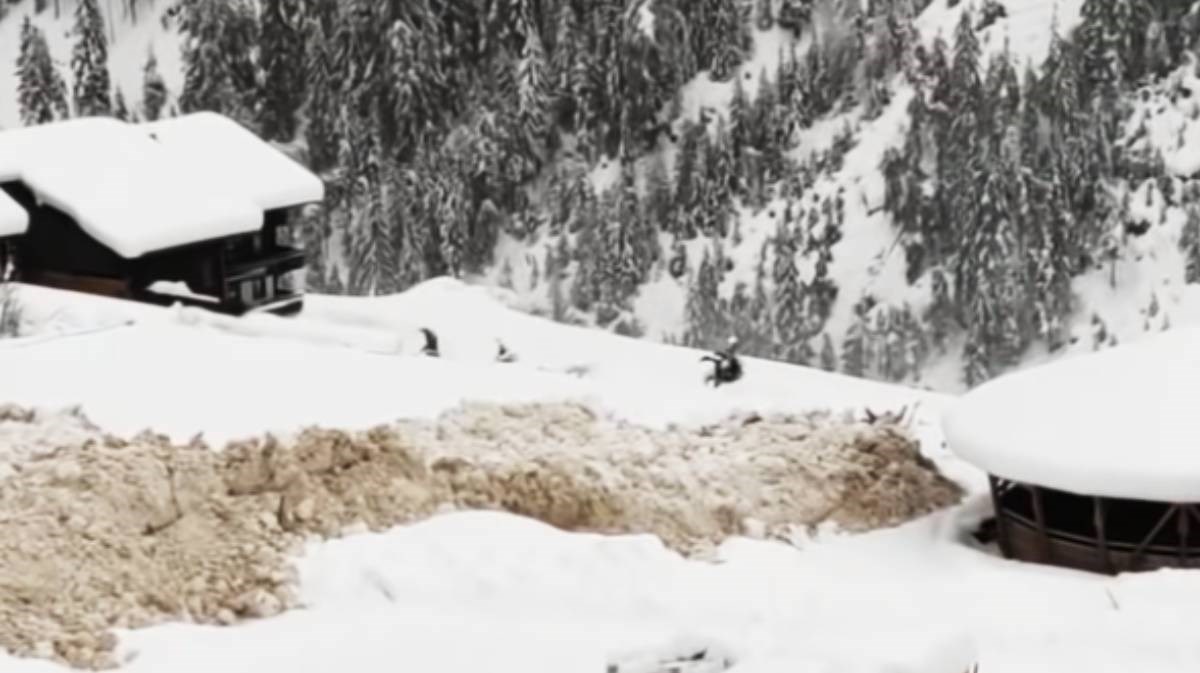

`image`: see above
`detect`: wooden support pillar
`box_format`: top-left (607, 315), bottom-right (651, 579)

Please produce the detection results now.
top-left (1031, 485), bottom-right (1051, 563)
top-left (1179, 504), bottom-right (1190, 566)
top-left (1093, 497), bottom-right (1112, 574)
top-left (988, 475), bottom-right (1013, 559)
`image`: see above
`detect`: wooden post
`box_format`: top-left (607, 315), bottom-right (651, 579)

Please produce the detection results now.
top-left (1131, 505), bottom-right (1178, 570)
top-left (1093, 497), bottom-right (1113, 574)
top-left (1179, 504), bottom-right (1190, 566)
top-left (988, 475), bottom-right (1013, 558)
top-left (1031, 485), bottom-right (1051, 563)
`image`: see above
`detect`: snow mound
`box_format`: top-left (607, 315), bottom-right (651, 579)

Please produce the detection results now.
top-left (0, 402), bottom-right (959, 669)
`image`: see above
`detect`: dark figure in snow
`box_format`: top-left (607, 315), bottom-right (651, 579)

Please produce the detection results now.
top-left (702, 337), bottom-right (743, 387)
top-left (419, 327), bottom-right (439, 357)
top-left (496, 340), bottom-right (517, 363)
top-left (975, 0), bottom-right (1007, 30)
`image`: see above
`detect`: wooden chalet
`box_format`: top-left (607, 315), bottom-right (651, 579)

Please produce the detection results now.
top-left (0, 113), bottom-right (325, 315)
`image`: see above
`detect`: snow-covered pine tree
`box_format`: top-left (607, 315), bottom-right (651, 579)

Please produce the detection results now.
top-left (258, 0), bottom-right (306, 142)
top-left (303, 20), bottom-right (340, 173)
top-left (16, 17), bottom-right (70, 126)
top-left (141, 50), bottom-right (167, 122)
top-left (516, 25), bottom-right (552, 165)
top-left (819, 333), bottom-right (837, 372)
top-left (771, 221), bottom-right (807, 364)
top-left (683, 247), bottom-right (724, 348)
top-left (1181, 202), bottom-right (1200, 284)
top-left (71, 0), bottom-right (112, 117)
top-left (949, 8), bottom-right (982, 117)
top-left (113, 88), bottom-right (130, 121)
top-left (171, 0), bottom-right (258, 123)
top-left (841, 313), bottom-right (869, 377)
top-left (673, 121), bottom-right (704, 238)
top-left (644, 154), bottom-right (673, 232)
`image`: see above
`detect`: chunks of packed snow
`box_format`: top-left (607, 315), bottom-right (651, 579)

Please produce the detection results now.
top-left (0, 114), bottom-right (322, 259)
top-left (0, 188), bottom-right (26, 237)
top-left (943, 326), bottom-right (1200, 501)
top-left (142, 112), bottom-right (324, 210)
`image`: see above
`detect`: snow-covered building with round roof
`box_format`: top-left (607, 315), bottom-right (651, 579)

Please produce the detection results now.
top-left (944, 328), bottom-right (1200, 574)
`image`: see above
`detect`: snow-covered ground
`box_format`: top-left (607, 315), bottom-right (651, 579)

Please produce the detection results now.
top-left (0, 280), bottom-right (1199, 672)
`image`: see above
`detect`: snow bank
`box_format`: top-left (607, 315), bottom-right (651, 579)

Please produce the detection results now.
top-left (0, 402), bottom-right (957, 670)
top-left (943, 326), bottom-right (1200, 501)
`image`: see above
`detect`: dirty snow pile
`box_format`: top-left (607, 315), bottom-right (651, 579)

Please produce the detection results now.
top-left (0, 401), bottom-right (958, 670)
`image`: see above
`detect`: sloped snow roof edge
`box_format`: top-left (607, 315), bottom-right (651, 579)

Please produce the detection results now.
top-left (0, 188), bottom-right (28, 238)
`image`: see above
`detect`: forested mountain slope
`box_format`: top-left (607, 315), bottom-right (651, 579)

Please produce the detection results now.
top-left (4, 0), bottom-right (1200, 392)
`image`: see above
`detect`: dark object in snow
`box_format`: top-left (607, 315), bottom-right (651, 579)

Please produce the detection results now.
top-left (973, 517), bottom-right (998, 545)
top-left (1125, 219), bottom-right (1151, 237)
top-left (975, 0), bottom-right (1007, 30)
top-left (702, 337), bottom-right (743, 387)
top-left (419, 327), bottom-right (439, 357)
top-left (496, 340), bottom-right (517, 363)
top-left (606, 639), bottom-right (737, 673)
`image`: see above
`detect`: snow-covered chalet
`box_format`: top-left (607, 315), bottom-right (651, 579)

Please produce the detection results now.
top-left (944, 329), bottom-right (1200, 574)
top-left (0, 112), bottom-right (324, 315)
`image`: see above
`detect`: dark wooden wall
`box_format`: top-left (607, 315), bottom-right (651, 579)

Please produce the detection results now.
top-left (1, 182), bottom-right (127, 277)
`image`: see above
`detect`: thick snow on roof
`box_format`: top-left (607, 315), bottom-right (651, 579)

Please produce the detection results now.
top-left (0, 114), bottom-right (322, 258)
top-left (0, 188), bottom-right (27, 237)
top-left (142, 112), bottom-right (324, 211)
top-left (943, 327), bottom-right (1200, 501)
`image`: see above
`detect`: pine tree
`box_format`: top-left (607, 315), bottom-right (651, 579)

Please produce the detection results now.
top-left (141, 49), bottom-right (167, 121)
top-left (516, 27), bottom-right (551, 163)
top-left (304, 21), bottom-right (340, 172)
top-left (684, 248), bottom-right (723, 347)
top-left (113, 88), bottom-right (130, 121)
top-left (1181, 203), bottom-right (1200, 284)
top-left (258, 0), bottom-right (306, 141)
top-left (771, 223), bottom-right (806, 362)
top-left (16, 17), bottom-right (70, 126)
top-left (949, 8), bottom-right (982, 117)
top-left (171, 0), bottom-right (258, 121)
top-left (819, 333), bottom-right (837, 372)
top-left (71, 0), bottom-right (112, 116)
top-left (841, 315), bottom-right (869, 377)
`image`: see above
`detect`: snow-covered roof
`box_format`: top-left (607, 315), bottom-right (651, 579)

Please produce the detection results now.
top-left (141, 112), bottom-right (324, 211)
top-left (0, 114), bottom-right (323, 259)
top-left (943, 328), bottom-right (1200, 501)
top-left (0, 188), bottom-right (27, 238)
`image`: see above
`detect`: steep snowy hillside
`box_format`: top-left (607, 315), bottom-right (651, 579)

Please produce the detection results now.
top-left (6, 0), bottom-right (1200, 396)
top-left (0, 0), bottom-right (183, 128)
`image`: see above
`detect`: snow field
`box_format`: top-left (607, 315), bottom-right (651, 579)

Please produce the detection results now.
top-left (3, 280), bottom-right (1200, 671)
